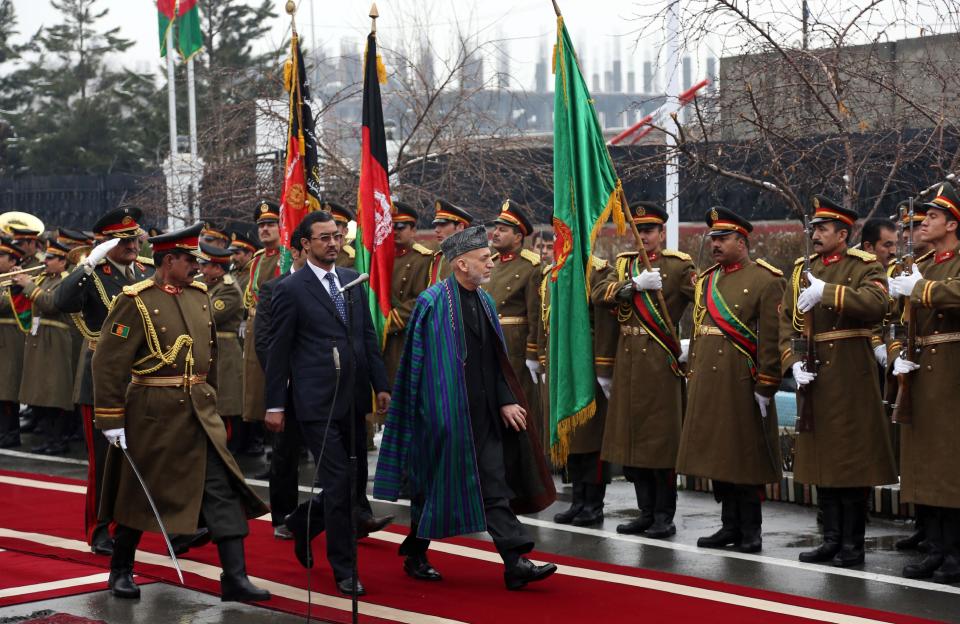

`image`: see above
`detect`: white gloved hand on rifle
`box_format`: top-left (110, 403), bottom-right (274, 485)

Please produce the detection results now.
top-left (792, 361), bottom-right (817, 387)
top-left (754, 392), bottom-right (771, 419)
top-left (888, 264), bottom-right (923, 298)
top-left (525, 359), bottom-right (540, 384)
top-left (892, 356), bottom-right (920, 376)
top-left (83, 238), bottom-right (121, 274)
top-left (678, 338), bottom-right (690, 364)
top-left (103, 427), bottom-right (127, 449)
top-left (597, 376), bottom-right (612, 400)
top-left (632, 268), bottom-right (662, 291)
top-left (797, 271), bottom-right (825, 313)
top-left (873, 344), bottom-right (888, 367)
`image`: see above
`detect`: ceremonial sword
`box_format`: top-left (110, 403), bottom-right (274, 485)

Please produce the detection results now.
top-left (114, 440), bottom-right (184, 584)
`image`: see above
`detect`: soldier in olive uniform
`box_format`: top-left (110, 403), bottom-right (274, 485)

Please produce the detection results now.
top-left (428, 199), bottom-right (473, 286)
top-left (888, 181), bottom-right (960, 583)
top-left (93, 223), bottom-right (270, 602)
top-left (229, 231), bottom-right (259, 296)
top-left (200, 243), bottom-right (245, 434)
top-left (241, 201), bottom-right (282, 450)
top-left (544, 254), bottom-right (618, 526)
top-left (781, 196), bottom-right (896, 567)
top-left (326, 202), bottom-right (357, 268)
top-left (202, 223), bottom-right (231, 249)
top-left (676, 208), bottom-right (784, 553)
top-left (11, 227), bottom-right (44, 269)
top-left (14, 241), bottom-right (76, 455)
top-left (57, 228), bottom-right (92, 250)
top-left (592, 203), bottom-right (697, 537)
top-left (0, 238), bottom-right (28, 448)
top-left (54, 207), bottom-right (154, 555)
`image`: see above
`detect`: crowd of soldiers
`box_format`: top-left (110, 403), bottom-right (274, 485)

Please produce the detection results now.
top-left (1, 177), bottom-right (959, 590)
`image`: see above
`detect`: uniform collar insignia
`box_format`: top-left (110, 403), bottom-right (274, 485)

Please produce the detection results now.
top-left (396, 245), bottom-right (409, 257)
top-left (722, 261), bottom-right (743, 273)
top-left (822, 253), bottom-right (843, 266)
top-left (935, 249), bottom-right (956, 264)
top-left (500, 252), bottom-right (516, 262)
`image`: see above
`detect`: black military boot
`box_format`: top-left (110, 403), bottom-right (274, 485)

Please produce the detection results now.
top-left (904, 507), bottom-right (944, 579)
top-left (897, 505), bottom-right (928, 551)
top-left (832, 488), bottom-right (867, 567)
top-left (645, 469), bottom-right (677, 539)
top-left (572, 483), bottom-right (605, 526)
top-left (933, 509), bottom-right (960, 584)
top-left (553, 482), bottom-right (585, 524)
top-left (218, 538), bottom-right (271, 602)
top-left (800, 488), bottom-right (842, 563)
top-left (738, 488), bottom-right (763, 553)
top-left (698, 495), bottom-right (740, 548)
top-left (29, 410), bottom-right (52, 454)
top-left (90, 521), bottom-right (114, 556)
top-left (108, 525), bottom-right (142, 599)
top-left (617, 476), bottom-right (654, 534)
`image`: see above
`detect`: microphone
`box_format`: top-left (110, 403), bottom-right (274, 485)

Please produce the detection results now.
top-left (338, 272), bottom-right (369, 294)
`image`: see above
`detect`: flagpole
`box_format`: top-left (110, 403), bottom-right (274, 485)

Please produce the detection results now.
top-left (165, 25), bottom-right (180, 229)
top-left (187, 57), bottom-right (199, 222)
top-left (664, 1), bottom-right (681, 249)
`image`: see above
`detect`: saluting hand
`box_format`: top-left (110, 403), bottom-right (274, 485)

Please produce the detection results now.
top-left (500, 403), bottom-right (527, 431)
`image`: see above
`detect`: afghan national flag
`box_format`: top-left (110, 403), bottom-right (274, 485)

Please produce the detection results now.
top-left (158, 0), bottom-right (203, 60)
top-left (355, 31), bottom-right (394, 343)
top-left (548, 16), bottom-right (625, 466)
top-left (278, 31), bottom-right (322, 273)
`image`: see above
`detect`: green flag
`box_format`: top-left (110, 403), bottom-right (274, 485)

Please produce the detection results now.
top-left (548, 15), bottom-right (625, 466)
top-left (157, 1), bottom-right (203, 60)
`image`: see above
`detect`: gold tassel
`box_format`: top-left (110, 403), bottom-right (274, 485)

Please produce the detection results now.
top-left (283, 59), bottom-right (293, 93)
top-left (298, 133), bottom-right (305, 156)
top-left (550, 400), bottom-right (596, 467)
top-left (376, 54), bottom-right (387, 84)
top-left (551, 44), bottom-right (557, 75)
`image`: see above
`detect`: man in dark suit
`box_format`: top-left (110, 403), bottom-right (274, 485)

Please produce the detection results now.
top-left (264, 210), bottom-right (390, 596)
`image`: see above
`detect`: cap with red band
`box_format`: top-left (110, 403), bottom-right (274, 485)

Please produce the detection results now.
top-left (148, 222), bottom-right (205, 259)
top-left (93, 207), bottom-right (143, 239)
top-left (923, 180), bottom-right (960, 222)
top-left (705, 206), bottom-right (753, 237)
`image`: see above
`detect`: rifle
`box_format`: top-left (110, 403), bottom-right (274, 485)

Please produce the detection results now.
top-left (793, 208), bottom-right (817, 432)
top-left (891, 198), bottom-right (916, 424)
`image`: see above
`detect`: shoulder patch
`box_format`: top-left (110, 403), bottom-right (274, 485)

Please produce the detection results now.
top-left (756, 259), bottom-right (784, 276)
top-left (188, 280), bottom-right (208, 292)
top-left (213, 299), bottom-right (226, 311)
top-left (662, 249), bottom-right (692, 261)
top-left (136, 256), bottom-right (154, 267)
top-left (343, 243), bottom-right (356, 258)
top-left (223, 274), bottom-right (235, 285)
top-left (847, 248), bottom-right (876, 262)
top-left (915, 249), bottom-right (935, 264)
top-left (589, 255), bottom-right (608, 271)
top-left (520, 249), bottom-right (541, 266)
top-left (412, 243), bottom-right (433, 256)
top-left (122, 279), bottom-right (155, 296)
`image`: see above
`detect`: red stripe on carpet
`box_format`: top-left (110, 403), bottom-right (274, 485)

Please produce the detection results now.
top-left (0, 470), bottom-right (942, 624)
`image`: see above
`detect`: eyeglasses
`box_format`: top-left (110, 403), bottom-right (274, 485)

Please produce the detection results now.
top-left (310, 233), bottom-right (345, 243)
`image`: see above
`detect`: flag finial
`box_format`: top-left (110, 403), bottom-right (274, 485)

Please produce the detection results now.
top-left (285, 1), bottom-right (296, 15)
top-left (552, 0), bottom-right (562, 17)
top-left (370, 3), bottom-right (379, 32)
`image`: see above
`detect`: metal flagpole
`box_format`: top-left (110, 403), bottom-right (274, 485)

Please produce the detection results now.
top-left (186, 56), bottom-right (199, 222)
top-left (165, 26), bottom-right (180, 230)
top-left (664, 1), bottom-right (681, 249)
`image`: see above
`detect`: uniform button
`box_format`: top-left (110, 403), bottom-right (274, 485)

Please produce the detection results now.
top-left (202, 304), bottom-right (207, 310)
top-left (624, 347), bottom-right (630, 353)
top-left (824, 361), bottom-right (830, 366)
top-left (828, 343), bottom-right (834, 349)
top-left (734, 304), bottom-right (740, 309)
top-left (153, 309), bottom-right (159, 315)
top-left (934, 330), bottom-right (940, 334)
top-left (209, 340), bottom-right (214, 345)
top-left (402, 277), bottom-right (407, 281)
top-left (847, 277), bottom-right (852, 282)
top-left (711, 366), bottom-right (717, 371)
top-left (927, 365), bottom-right (933, 371)
top-left (641, 348), bottom-right (647, 353)
top-left (717, 349), bottom-right (723, 355)
top-left (506, 286), bottom-right (511, 291)
top-left (160, 326), bottom-right (166, 333)
top-left (498, 313), bottom-right (503, 318)
top-left (937, 313), bottom-right (944, 319)
top-left (171, 362), bottom-right (177, 368)
top-left (179, 399), bottom-right (185, 405)
top-left (743, 288), bottom-right (749, 294)
top-left (514, 274), bottom-right (520, 279)
top-left (931, 348), bottom-right (937, 354)
top-left (208, 321), bottom-right (212, 327)
top-left (204, 392), bottom-right (211, 398)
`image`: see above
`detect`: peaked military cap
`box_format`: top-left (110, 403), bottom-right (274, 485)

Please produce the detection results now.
top-left (0, 237), bottom-right (26, 259)
top-left (705, 206), bottom-right (753, 237)
top-left (93, 207), bottom-right (143, 239)
top-left (10, 227), bottom-right (41, 241)
top-left (895, 199), bottom-right (926, 225)
top-left (441, 225), bottom-right (489, 261)
top-left (631, 201), bottom-right (668, 228)
top-left (923, 180), bottom-right (960, 222)
top-left (148, 222), bottom-right (205, 259)
top-left (254, 199), bottom-right (280, 224)
top-left (200, 241), bottom-right (234, 265)
top-left (202, 223), bottom-right (230, 244)
top-left (492, 199), bottom-right (533, 236)
top-left (433, 199), bottom-right (473, 226)
top-left (810, 194), bottom-right (858, 226)
top-left (44, 240), bottom-right (70, 259)
top-left (228, 231), bottom-right (259, 253)
top-left (57, 227), bottom-right (91, 247)
top-left (324, 201), bottom-right (356, 225)
top-left (392, 200), bottom-right (419, 224)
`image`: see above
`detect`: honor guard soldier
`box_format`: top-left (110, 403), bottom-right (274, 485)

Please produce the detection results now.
top-left (888, 181), bottom-right (960, 583)
top-left (11, 226), bottom-right (44, 268)
top-left (325, 201), bottom-right (357, 268)
top-left (15, 241), bottom-right (76, 455)
top-left (202, 223), bottom-right (231, 249)
top-left (592, 202), bottom-right (696, 537)
top-left (241, 201), bottom-right (282, 437)
top-left (780, 195), bottom-right (896, 567)
top-left (200, 242), bottom-right (245, 436)
top-left (428, 199), bottom-right (473, 285)
top-left (543, 253), bottom-right (617, 526)
top-left (676, 208), bottom-right (784, 552)
top-left (487, 200), bottom-right (544, 446)
top-left (54, 207), bottom-right (154, 556)
top-left (0, 238), bottom-right (28, 448)
top-left (92, 223), bottom-right (270, 602)
top-left (57, 228), bottom-right (92, 250)
top-left (229, 231), bottom-right (259, 295)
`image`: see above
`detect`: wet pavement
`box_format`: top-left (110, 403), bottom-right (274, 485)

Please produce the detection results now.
top-left (2, 430), bottom-right (959, 623)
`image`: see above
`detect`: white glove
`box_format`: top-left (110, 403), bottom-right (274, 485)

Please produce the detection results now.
top-left (83, 238), bottom-right (121, 273)
top-left (103, 427), bottom-right (127, 449)
top-left (889, 264), bottom-right (923, 298)
top-left (632, 268), bottom-right (662, 291)
top-left (597, 376), bottom-right (612, 399)
top-left (238, 319), bottom-right (247, 340)
top-left (525, 359), bottom-right (540, 384)
top-left (797, 272), bottom-right (825, 313)
top-left (754, 392), bottom-right (771, 419)
top-left (892, 356), bottom-right (921, 376)
top-left (792, 361), bottom-right (817, 387)
top-left (678, 338), bottom-right (690, 364)
top-left (873, 344), bottom-right (888, 367)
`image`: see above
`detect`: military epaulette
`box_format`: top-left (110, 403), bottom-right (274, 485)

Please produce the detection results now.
top-left (60, 270), bottom-right (70, 278)
top-left (223, 274), bottom-right (235, 285)
top-left (794, 253), bottom-right (818, 265)
top-left (915, 249), bottom-right (936, 264)
top-left (520, 249), bottom-right (541, 266)
top-left (136, 256), bottom-right (154, 267)
top-left (188, 280), bottom-right (208, 292)
top-left (542, 263), bottom-right (553, 276)
top-left (122, 279), bottom-right (155, 296)
top-left (756, 259), bottom-right (784, 276)
top-left (590, 255), bottom-right (608, 270)
top-left (616, 251), bottom-right (639, 259)
top-left (662, 249), bottom-right (692, 261)
top-left (697, 263), bottom-right (720, 280)
top-left (412, 243), bottom-right (433, 256)
top-left (490, 252), bottom-right (499, 261)
top-left (253, 248), bottom-right (266, 258)
top-left (343, 243), bottom-right (356, 258)
top-left (846, 248), bottom-right (876, 262)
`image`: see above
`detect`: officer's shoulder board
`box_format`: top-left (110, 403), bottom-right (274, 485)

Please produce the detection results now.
top-left (490, 252), bottom-right (500, 261)
top-left (253, 248), bottom-right (266, 258)
top-left (123, 279), bottom-right (155, 297)
top-left (589, 255), bottom-right (608, 271)
top-left (697, 263), bottom-right (720, 281)
top-left (520, 249), bottom-right (541, 266)
top-left (915, 249), bottom-right (936, 264)
top-left (542, 263), bottom-right (553, 276)
top-left (136, 256), bottom-right (154, 267)
top-left (616, 251), bottom-right (639, 259)
top-left (662, 249), bottom-right (692, 262)
top-left (412, 242), bottom-right (434, 256)
top-left (188, 280), bottom-right (208, 293)
top-left (846, 248), bottom-right (876, 262)
top-left (223, 273), bottom-right (235, 285)
top-left (343, 243), bottom-right (356, 258)
top-left (756, 258), bottom-right (784, 276)
top-left (794, 253), bottom-right (818, 265)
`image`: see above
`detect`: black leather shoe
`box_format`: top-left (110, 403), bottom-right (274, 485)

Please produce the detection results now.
top-left (571, 507), bottom-right (603, 527)
top-left (108, 569), bottom-right (140, 599)
top-left (403, 555), bottom-right (442, 581)
top-left (504, 558), bottom-right (557, 591)
top-left (799, 542), bottom-right (841, 563)
top-left (933, 555), bottom-right (960, 584)
top-left (737, 534), bottom-right (762, 553)
top-left (29, 441), bottom-right (50, 454)
top-left (273, 525), bottom-right (293, 540)
top-left (832, 547), bottom-right (865, 567)
top-left (553, 503), bottom-right (583, 524)
top-left (171, 528), bottom-right (211, 556)
top-left (357, 514), bottom-right (394, 539)
top-left (285, 512), bottom-right (313, 568)
top-left (0, 431), bottom-right (20, 448)
top-left (697, 528), bottom-right (740, 549)
top-left (903, 554), bottom-right (944, 579)
top-left (41, 440), bottom-right (68, 455)
top-left (896, 528), bottom-right (926, 551)
top-left (645, 517), bottom-right (676, 539)
top-left (616, 515), bottom-right (653, 535)
top-left (336, 577), bottom-right (366, 596)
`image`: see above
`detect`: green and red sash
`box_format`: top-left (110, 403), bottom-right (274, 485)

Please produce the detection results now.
top-left (628, 257), bottom-right (682, 377)
top-left (7, 289), bottom-right (31, 334)
top-left (703, 267), bottom-right (757, 377)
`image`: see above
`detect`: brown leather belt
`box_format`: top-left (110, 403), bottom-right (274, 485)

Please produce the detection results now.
top-left (916, 332), bottom-right (960, 347)
top-left (620, 325), bottom-right (649, 336)
top-left (695, 325), bottom-right (724, 337)
top-left (813, 329), bottom-right (872, 342)
top-left (130, 374), bottom-right (207, 387)
top-left (498, 316), bottom-right (527, 326)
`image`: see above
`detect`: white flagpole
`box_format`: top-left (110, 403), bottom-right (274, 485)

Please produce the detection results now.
top-left (166, 28), bottom-right (178, 161)
top-left (187, 56), bottom-right (199, 222)
top-left (664, 1), bottom-right (681, 249)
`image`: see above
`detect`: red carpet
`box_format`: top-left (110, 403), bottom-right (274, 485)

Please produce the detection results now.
top-left (0, 469), bottom-right (943, 624)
